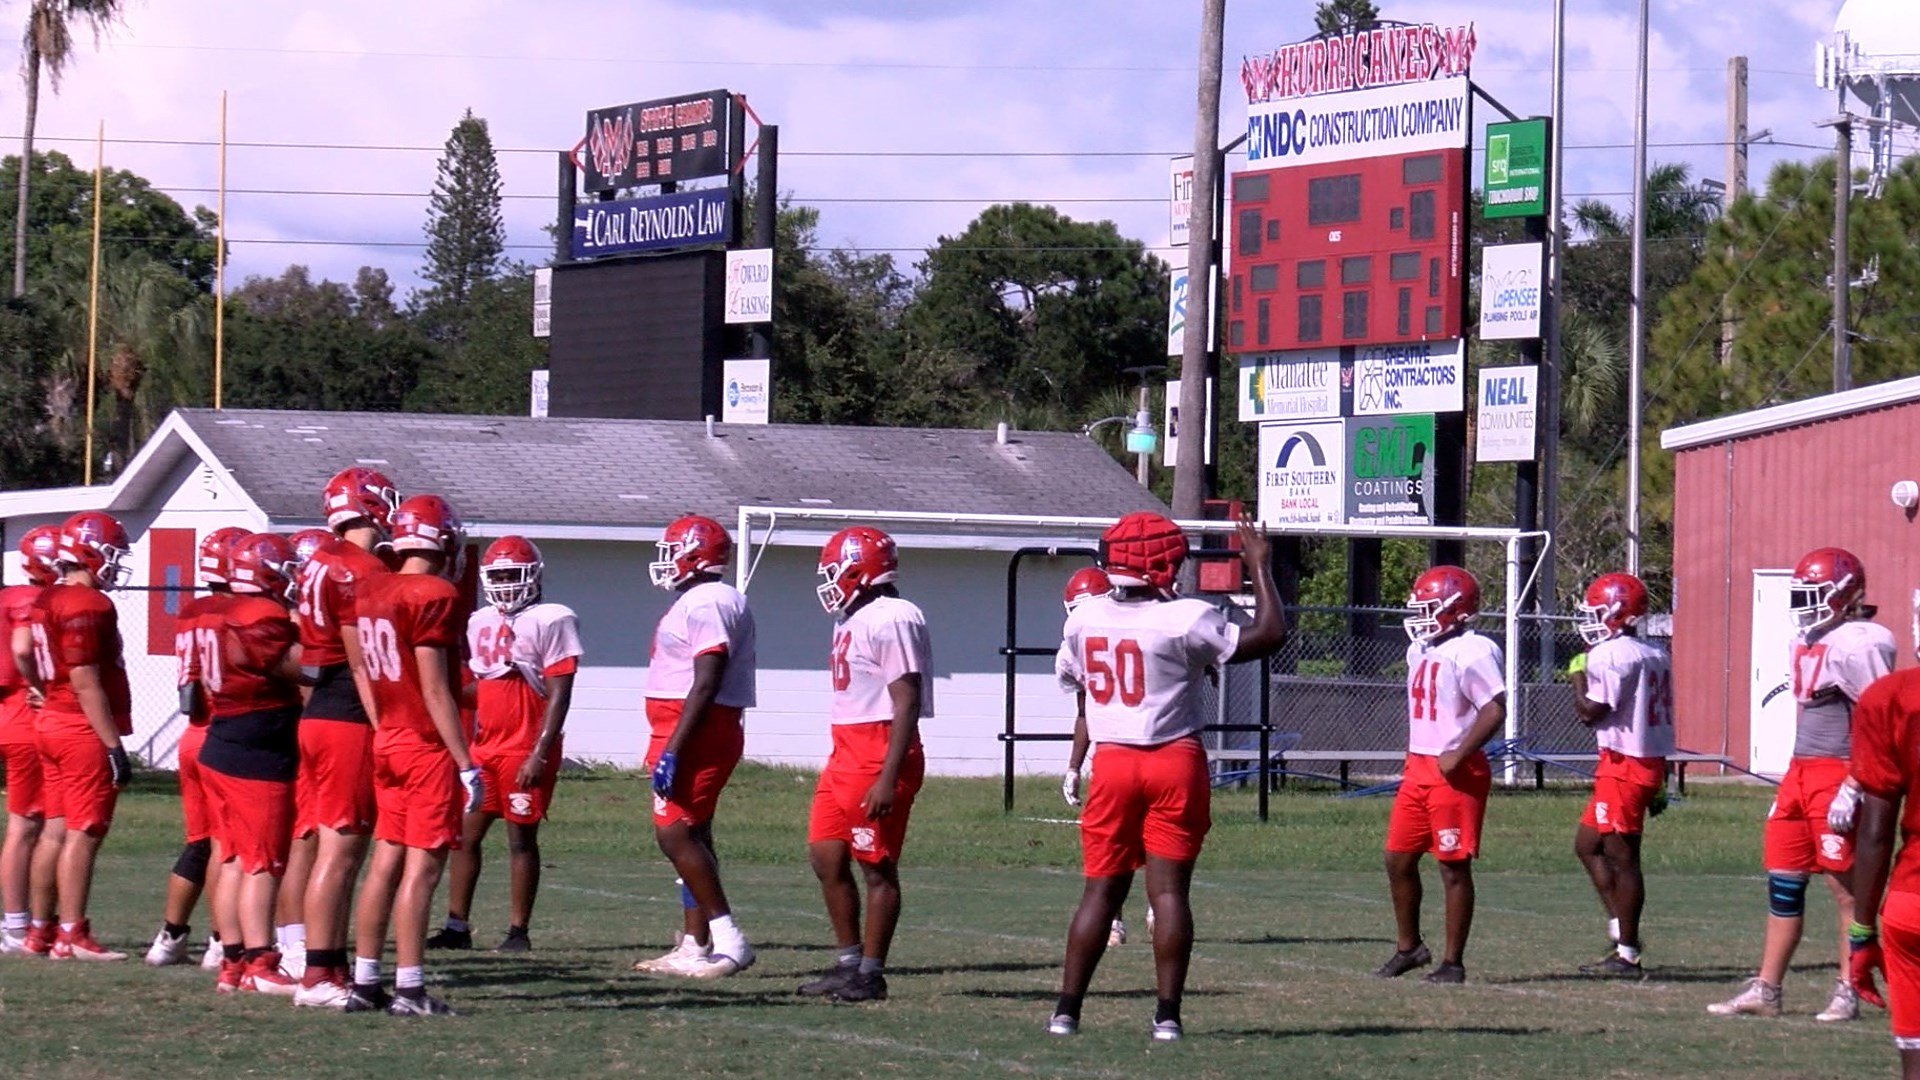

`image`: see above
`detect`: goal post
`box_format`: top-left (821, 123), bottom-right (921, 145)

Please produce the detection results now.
top-left (736, 505), bottom-right (1552, 780)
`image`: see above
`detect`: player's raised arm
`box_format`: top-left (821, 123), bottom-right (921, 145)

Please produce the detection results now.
top-left (1227, 513), bottom-right (1287, 663)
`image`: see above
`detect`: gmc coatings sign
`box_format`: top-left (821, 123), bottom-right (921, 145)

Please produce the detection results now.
top-left (1245, 77), bottom-right (1469, 171)
top-left (1346, 414), bottom-right (1436, 525)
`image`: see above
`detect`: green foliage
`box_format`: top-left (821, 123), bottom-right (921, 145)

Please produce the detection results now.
top-left (767, 202), bottom-right (901, 425)
top-left (0, 150), bottom-right (219, 290)
top-left (0, 298), bottom-right (76, 486)
top-left (408, 268), bottom-right (548, 414)
top-left (1314, 0), bottom-right (1380, 34)
top-left (223, 266), bottom-right (430, 411)
top-left (417, 109), bottom-right (506, 324)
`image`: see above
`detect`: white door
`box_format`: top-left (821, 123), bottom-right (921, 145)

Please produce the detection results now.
top-left (1749, 569), bottom-right (1796, 777)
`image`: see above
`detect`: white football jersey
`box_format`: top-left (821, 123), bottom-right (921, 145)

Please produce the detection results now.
top-left (1583, 633), bottom-right (1675, 759)
top-left (1057, 595), bottom-right (1240, 746)
top-left (466, 602), bottom-right (584, 697)
top-left (643, 581), bottom-right (758, 709)
top-left (1790, 618), bottom-right (1895, 759)
top-left (1405, 630), bottom-right (1506, 755)
top-left (829, 595), bottom-right (933, 725)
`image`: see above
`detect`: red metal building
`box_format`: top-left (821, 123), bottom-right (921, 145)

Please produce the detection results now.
top-left (1661, 376), bottom-right (1920, 772)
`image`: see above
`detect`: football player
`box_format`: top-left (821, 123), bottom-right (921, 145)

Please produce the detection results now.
top-left (348, 495), bottom-right (482, 1016)
top-left (1569, 572), bottom-right (1673, 978)
top-left (199, 533), bottom-right (306, 995)
top-left (430, 536), bottom-right (581, 954)
top-left (634, 516), bottom-right (757, 977)
top-left (797, 526), bottom-right (929, 1003)
top-left (1374, 565), bottom-right (1508, 985)
top-left (145, 525), bottom-right (248, 969)
top-left (290, 467), bottom-right (399, 1007)
top-left (0, 526), bottom-right (58, 954)
top-left (1711, 548), bottom-right (1894, 1021)
top-left (1057, 566), bottom-right (1135, 949)
top-left (272, 526), bottom-right (333, 965)
top-left (1843, 590), bottom-right (1920, 1078)
top-left (1048, 512), bottom-right (1287, 1042)
top-left (20, 511), bottom-right (136, 960)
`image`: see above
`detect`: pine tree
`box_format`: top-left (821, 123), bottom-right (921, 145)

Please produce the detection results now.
top-left (1314, 0), bottom-right (1379, 35)
top-left (419, 108), bottom-right (504, 320)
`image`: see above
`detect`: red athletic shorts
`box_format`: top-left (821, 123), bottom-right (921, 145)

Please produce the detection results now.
top-left (371, 729), bottom-right (461, 852)
top-left (644, 699), bottom-right (744, 829)
top-left (1580, 749), bottom-right (1666, 836)
top-left (474, 739), bottom-right (563, 825)
top-left (176, 722), bottom-right (213, 844)
top-left (807, 722), bottom-right (924, 865)
top-left (202, 766), bottom-right (294, 876)
top-left (295, 717), bottom-right (375, 838)
top-left (0, 692), bottom-right (44, 818)
top-left (1764, 756), bottom-right (1851, 874)
top-left (1079, 736), bottom-right (1212, 878)
top-left (1883, 890), bottom-right (1920, 1049)
top-left (1386, 751), bottom-right (1491, 861)
top-left (37, 725), bottom-right (118, 837)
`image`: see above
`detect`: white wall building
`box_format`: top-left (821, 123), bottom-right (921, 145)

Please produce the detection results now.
top-left (0, 409), bottom-right (1172, 776)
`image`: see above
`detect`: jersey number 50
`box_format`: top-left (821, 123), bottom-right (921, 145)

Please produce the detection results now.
top-left (1084, 637), bottom-right (1146, 708)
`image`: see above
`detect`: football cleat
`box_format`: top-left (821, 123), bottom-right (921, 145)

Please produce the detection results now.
top-left (1150, 1019), bottom-right (1183, 1043)
top-left (350, 983), bottom-right (393, 1012)
top-left (0, 928), bottom-right (32, 955)
top-left (632, 936), bottom-right (708, 974)
top-left (1707, 977), bottom-right (1782, 1017)
top-left (797, 963), bottom-right (857, 997)
top-left (22, 923), bottom-right (55, 956)
top-left (1423, 962), bottom-right (1466, 985)
top-left (215, 958), bottom-right (244, 994)
top-left (199, 937), bottom-right (223, 971)
top-left (278, 948), bottom-right (306, 980)
top-left (145, 927), bottom-right (191, 966)
top-left (242, 951), bottom-right (300, 996)
top-left (1372, 942), bottom-right (1432, 978)
top-left (1579, 954), bottom-right (1646, 979)
top-left (493, 928), bottom-right (532, 954)
top-left (387, 991), bottom-right (458, 1017)
top-left (831, 970), bottom-right (888, 1003)
top-left (52, 922), bottom-right (127, 961)
top-left (292, 973), bottom-right (357, 1010)
top-left (426, 926), bottom-right (473, 950)
top-left (1047, 1013), bottom-right (1079, 1037)
top-left (685, 942), bottom-right (756, 979)
top-left (1107, 919), bottom-right (1127, 947)
top-left (1815, 979), bottom-right (1860, 1023)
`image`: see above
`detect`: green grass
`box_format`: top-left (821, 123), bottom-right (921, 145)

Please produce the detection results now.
top-left (0, 767), bottom-right (1895, 1079)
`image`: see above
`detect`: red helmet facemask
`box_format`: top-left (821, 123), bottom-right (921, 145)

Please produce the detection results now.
top-left (1405, 565), bottom-right (1480, 644)
top-left (1789, 547), bottom-right (1865, 635)
top-left (389, 495), bottom-right (466, 579)
top-left (480, 535), bottom-right (544, 613)
top-left (651, 515), bottom-right (732, 591)
top-left (1063, 567), bottom-right (1113, 613)
top-left (228, 533), bottom-right (299, 605)
top-left (1577, 572), bottom-right (1648, 646)
top-left (18, 524), bottom-right (61, 587)
top-left (56, 511), bottom-right (132, 590)
top-left (816, 526), bottom-right (898, 614)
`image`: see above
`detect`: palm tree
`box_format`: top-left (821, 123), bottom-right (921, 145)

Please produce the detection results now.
top-left (14, 0), bottom-right (123, 298)
top-left (1571, 162), bottom-right (1722, 243)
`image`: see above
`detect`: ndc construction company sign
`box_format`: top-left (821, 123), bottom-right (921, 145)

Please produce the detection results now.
top-left (1257, 420), bottom-right (1346, 526)
top-left (1346, 413), bottom-right (1437, 525)
top-left (1244, 76), bottom-right (1470, 171)
top-left (571, 188), bottom-right (732, 259)
top-left (1484, 118), bottom-right (1549, 219)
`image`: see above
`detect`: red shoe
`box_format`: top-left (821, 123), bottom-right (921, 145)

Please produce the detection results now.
top-left (241, 951), bottom-right (299, 996)
top-left (24, 924), bottom-right (56, 956)
top-left (216, 957), bottom-right (244, 993)
top-left (50, 921), bottom-right (128, 962)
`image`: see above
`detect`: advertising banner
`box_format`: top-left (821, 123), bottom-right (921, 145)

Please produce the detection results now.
top-left (1345, 413), bottom-right (1437, 525)
top-left (1475, 365), bottom-right (1538, 463)
top-left (531, 267), bottom-right (552, 339)
top-left (582, 89), bottom-right (731, 192)
top-left (1479, 242), bottom-right (1543, 340)
top-left (1237, 348), bottom-right (1341, 422)
top-left (1165, 249), bottom-right (1218, 357)
top-left (1257, 420), bottom-right (1346, 526)
top-left (721, 358), bottom-right (770, 425)
top-left (530, 369), bottom-right (550, 419)
top-left (1162, 378), bottom-right (1215, 467)
top-left (1484, 119), bottom-right (1549, 219)
top-left (1170, 156), bottom-right (1194, 247)
top-left (1245, 76), bottom-right (1470, 171)
top-left (571, 189), bottom-right (732, 259)
top-left (1349, 339), bottom-right (1465, 416)
top-left (724, 248), bottom-right (773, 324)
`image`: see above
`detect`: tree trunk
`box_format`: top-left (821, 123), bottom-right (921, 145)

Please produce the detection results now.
top-left (14, 44), bottom-right (42, 298)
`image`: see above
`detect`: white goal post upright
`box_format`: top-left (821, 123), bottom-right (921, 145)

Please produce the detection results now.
top-left (736, 506), bottom-right (1551, 781)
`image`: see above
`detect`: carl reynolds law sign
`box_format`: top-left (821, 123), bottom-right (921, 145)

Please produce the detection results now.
top-left (571, 188), bottom-right (732, 260)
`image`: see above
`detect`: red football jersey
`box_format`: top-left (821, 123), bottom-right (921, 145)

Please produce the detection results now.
top-left (1852, 669), bottom-right (1920, 896)
top-left (354, 573), bottom-right (462, 740)
top-left (174, 592), bottom-right (239, 727)
top-left (296, 538), bottom-right (391, 669)
top-left (206, 595), bottom-right (302, 717)
top-left (26, 584), bottom-right (132, 737)
top-left (0, 582), bottom-right (43, 692)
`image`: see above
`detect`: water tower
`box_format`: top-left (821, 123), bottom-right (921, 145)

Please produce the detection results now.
top-left (1818, 0), bottom-right (1920, 192)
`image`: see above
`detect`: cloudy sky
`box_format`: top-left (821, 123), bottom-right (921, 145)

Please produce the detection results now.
top-left (8, 0), bottom-right (1887, 295)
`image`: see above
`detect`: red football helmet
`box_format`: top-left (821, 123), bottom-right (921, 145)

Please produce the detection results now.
top-left (389, 495), bottom-right (465, 575)
top-left (650, 515), bottom-right (732, 590)
top-left (1790, 547), bottom-right (1866, 633)
top-left (1405, 565), bottom-right (1480, 643)
top-left (197, 526), bottom-right (251, 588)
top-left (18, 524), bottom-right (61, 586)
top-left (56, 511), bottom-right (132, 589)
top-left (817, 526), bottom-right (898, 613)
top-left (1063, 567), bottom-right (1113, 612)
top-left (1577, 572), bottom-right (1649, 646)
top-left (1099, 512), bottom-right (1187, 597)
top-left (228, 532), bottom-right (298, 604)
top-left (480, 535), bottom-right (543, 613)
top-left (288, 528), bottom-right (332, 569)
top-left (322, 466), bottom-right (400, 533)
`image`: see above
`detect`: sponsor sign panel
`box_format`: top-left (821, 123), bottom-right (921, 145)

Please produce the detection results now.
top-left (721, 358), bottom-right (770, 425)
top-left (1170, 156), bottom-right (1194, 247)
top-left (724, 248), bottom-right (773, 324)
top-left (1479, 242), bottom-right (1542, 340)
top-left (1349, 339), bottom-right (1465, 416)
top-left (1165, 250), bottom-right (1218, 356)
top-left (1241, 22), bottom-right (1478, 103)
top-left (1484, 118), bottom-right (1549, 219)
top-left (582, 89), bottom-right (731, 192)
top-left (1345, 413), bottom-right (1437, 525)
top-left (1257, 420), bottom-right (1346, 526)
top-left (530, 369), bottom-right (550, 418)
top-left (1245, 76), bottom-right (1470, 171)
top-left (571, 189), bottom-right (732, 259)
top-left (531, 267), bottom-right (552, 338)
top-left (1237, 348), bottom-right (1341, 422)
top-left (1162, 378), bottom-right (1216, 467)
top-left (1475, 365), bottom-right (1538, 463)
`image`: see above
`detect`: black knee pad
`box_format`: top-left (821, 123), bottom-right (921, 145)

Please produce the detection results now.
top-left (173, 838), bottom-right (213, 885)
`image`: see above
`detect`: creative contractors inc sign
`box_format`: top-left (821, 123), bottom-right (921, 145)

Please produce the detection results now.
top-left (1350, 340), bottom-right (1465, 416)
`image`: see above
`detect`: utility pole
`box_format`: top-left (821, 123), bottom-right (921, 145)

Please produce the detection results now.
top-left (1624, 0), bottom-right (1650, 576)
top-left (1721, 57), bottom-right (1747, 379)
top-left (1173, 0), bottom-right (1225, 521)
top-left (1833, 112), bottom-right (1853, 392)
top-left (1538, 0), bottom-right (1567, 630)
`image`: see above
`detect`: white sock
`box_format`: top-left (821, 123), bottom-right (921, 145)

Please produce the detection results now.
top-left (3, 912), bottom-right (27, 933)
top-left (30, 918), bottom-right (49, 930)
top-left (60, 921), bottom-right (78, 934)
top-left (1607, 917), bottom-right (1621, 943)
top-left (353, 956), bottom-right (381, 985)
top-left (708, 914), bottom-right (747, 959)
top-left (395, 964), bottom-right (424, 990)
top-left (277, 923), bottom-right (306, 953)
top-left (684, 933), bottom-right (709, 956)
top-left (1616, 942), bottom-right (1642, 964)
top-left (835, 945), bottom-right (861, 968)
top-left (444, 916), bottom-right (470, 933)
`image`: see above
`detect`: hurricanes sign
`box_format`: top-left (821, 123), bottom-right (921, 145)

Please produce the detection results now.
top-left (1241, 23), bottom-right (1477, 103)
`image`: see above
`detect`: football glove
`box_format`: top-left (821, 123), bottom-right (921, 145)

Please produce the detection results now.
top-left (1828, 778), bottom-right (1863, 834)
top-left (107, 746), bottom-right (133, 789)
top-left (1061, 768), bottom-right (1082, 809)
top-left (1850, 920), bottom-right (1887, 1009)
top-left (459, 767), bottom-right (484, 814)
top-left (651, 751), bottom-right (678, 799)
top-left (1648, 786), bottom-right (1670, 818)
top-left (1566, 652), bottom-right (1588, 677)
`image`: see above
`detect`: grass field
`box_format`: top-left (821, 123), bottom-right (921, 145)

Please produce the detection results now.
top-left (0, 767), bottom-right (1899, 1079)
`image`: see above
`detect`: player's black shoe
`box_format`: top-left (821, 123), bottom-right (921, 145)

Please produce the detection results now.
top-left (493, 928), bottom-right (531, 954)
top-left (1423, 961), bottom-right (1466, 985)
top-left (797, 964), bottom-right (855, 997)
top-left (831, 970), bottom-right (888, 1002)
top-left (1580, 954), bottom-right (1646, 979)
top-left (426, 927), bottom-right (472, 950)
top-left (1372, 943), bottom-right (1431, 978)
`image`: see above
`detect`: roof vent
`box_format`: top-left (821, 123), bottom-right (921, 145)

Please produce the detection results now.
top-left (996, 421), bottom-right (1009, 445)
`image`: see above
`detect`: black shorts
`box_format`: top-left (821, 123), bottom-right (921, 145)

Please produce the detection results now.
top-left (302, 663), bottom-right (369, 724)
